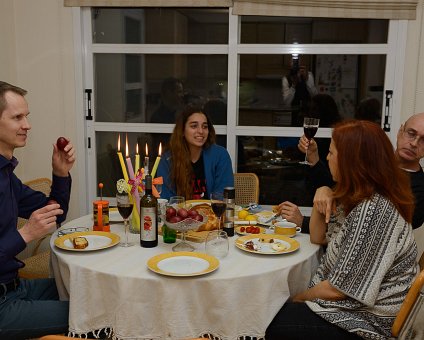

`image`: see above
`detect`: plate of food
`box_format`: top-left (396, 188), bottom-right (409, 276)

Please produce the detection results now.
top-left (235, 234), bottom-right (300, 255)
top-left (54, 231), bottom-right (120, 251)
top-left (147, 251), bottom-right (219, 277)
top-left (235, 225), bottom-right (266, 236)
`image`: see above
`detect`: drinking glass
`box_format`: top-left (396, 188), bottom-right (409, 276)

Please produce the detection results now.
top-left (205, 230), bottom-right (229, 258)
top-left (116, 192), bottom-right (134, 247)
top-left (299, 117), bottom-right (320, 165)
top-left (210, 192), bottom-right (226, 231)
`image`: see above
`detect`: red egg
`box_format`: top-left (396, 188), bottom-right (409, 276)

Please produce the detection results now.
top-left (187, 210), bottom-right (198, 218)
top-left (166, 207), bottom-right (177, 218)
top-left (193, 214), bottom-right (203, 222)
top-left (56, 137), bottom-right (68, 151)
top-left (169, 216), bottom-right (182, 223)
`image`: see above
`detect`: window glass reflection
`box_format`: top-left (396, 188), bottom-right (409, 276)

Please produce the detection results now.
top-left (238, 136), bottom-right (334, 206)
top-left (94, 54), bottom-right (228, 123)
top-left (92, 8), bottom-right (229, 44)
top-left (240, 17), bottom-right (388, 44)
top-left (238, 54), bottom-right (385, 127)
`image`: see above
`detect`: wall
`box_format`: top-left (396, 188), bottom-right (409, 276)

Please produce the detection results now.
top-left (0, 0), bottom-right (424, 225)
top-left (0, 0), bottom-right (79, 221)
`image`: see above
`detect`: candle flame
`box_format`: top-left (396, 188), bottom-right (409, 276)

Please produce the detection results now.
top-left (159, 142), bottom-right (162, 156)
top-left (117, 134), bottom-right (121, 152)
top-left (145, 143), bottom-right (148, 156)
top-left (136, 143), bottom-right (139, 155)
top-left (125, 133), bottom-right (129, 157)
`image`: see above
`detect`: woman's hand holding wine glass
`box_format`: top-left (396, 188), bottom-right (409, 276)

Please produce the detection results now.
top-left (299, 117), bottom-right (320, 165)
top-left (116, 191), bottom-right (134, 247)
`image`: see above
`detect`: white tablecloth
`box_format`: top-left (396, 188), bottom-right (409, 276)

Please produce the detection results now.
top-left (51, 211), bottom-right (321, 340)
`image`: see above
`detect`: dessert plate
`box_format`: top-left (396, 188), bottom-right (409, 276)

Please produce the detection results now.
top-left (235, 234), bottom-right (300, 255)
top-left (54, 231), bottom-right (120, 251)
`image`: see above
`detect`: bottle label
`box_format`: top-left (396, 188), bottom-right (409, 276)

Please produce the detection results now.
top-left (140, 207), bottom-right (157, 242)
top-left (225, 207), bottom-right (234, 222)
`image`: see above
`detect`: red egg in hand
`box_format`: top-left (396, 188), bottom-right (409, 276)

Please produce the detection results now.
top-left (47, 199), bottom-right (58, 205)
top-left (56, 137), bottom-right (68, 151)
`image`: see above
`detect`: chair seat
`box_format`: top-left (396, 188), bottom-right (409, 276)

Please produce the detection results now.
top-left (19, 250), bottom-right (51, 279)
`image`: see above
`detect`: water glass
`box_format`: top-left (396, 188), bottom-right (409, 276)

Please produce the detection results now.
top-left (205, 230), bottom-right (229, 258)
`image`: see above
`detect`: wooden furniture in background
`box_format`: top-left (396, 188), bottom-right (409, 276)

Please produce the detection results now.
top-left (391, 269), bottom-right (424, 339)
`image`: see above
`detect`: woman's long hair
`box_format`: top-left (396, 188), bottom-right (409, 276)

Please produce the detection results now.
top-left (169, 103), bottom-right (216, 198)
top-left (332, 120), bottom-right (414, 222)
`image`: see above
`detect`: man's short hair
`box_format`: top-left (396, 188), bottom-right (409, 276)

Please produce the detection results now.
top-left (0, 81), bottom-right (27, 115)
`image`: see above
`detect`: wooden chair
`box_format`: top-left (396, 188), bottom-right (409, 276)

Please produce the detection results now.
top-left (17, 177), bottom-right (53, 279)
top-left (233, 172), bottom-right (259, 206)
top-left (391, 268), bottom-right (424, 339)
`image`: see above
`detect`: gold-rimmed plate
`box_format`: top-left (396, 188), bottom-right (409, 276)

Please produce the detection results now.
top-left (54, 231), bottom-right (120, 251)
top-left (235, 234), bottom-right (300, 255)
top-left (147, 251), bottom-right (219, 277)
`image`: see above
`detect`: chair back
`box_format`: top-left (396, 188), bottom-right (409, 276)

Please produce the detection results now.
top-left (16, 177), bottom-right (52, 262)
top-left (233, 173), bottom-right (259, 206)
top-left (391, 268), bottom-right (424, 338)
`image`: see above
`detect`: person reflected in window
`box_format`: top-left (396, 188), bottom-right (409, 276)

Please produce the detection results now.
top-left (150, 77), bottom-right (184, 124)
top-left (355, 97), bottom-right (382, 124)
top-left (266, 120), bottom-right (418, 340)
top-left (0, 81), bottom-right (75, 339)
top-left (282, 60), bottom-right (317, 125)
top-left (157, 103), bottom-right (233, 200)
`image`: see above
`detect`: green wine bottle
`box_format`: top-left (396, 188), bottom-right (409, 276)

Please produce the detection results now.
top-left (140, 175), bottom-right (158, 248)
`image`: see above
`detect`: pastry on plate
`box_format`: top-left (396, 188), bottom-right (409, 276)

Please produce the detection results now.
top-left (72, 236), bottom-right (89, 249)
top-left (189, 203), bottom-right (218, 231)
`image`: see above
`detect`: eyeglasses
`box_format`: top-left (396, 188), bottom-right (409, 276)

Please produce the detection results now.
top-left (57, 227), bottom-right (89, 237)
top-left (402, 128), bottom-right (424, 148)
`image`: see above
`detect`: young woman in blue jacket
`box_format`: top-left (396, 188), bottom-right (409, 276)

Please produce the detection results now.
top-left (157, 104), bottom-right (234, 200)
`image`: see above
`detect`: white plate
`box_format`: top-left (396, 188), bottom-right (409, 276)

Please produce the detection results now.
top-left (54, 231), bottom-right (120, 251)
top-left (147, 251), bottom-right (219, 277)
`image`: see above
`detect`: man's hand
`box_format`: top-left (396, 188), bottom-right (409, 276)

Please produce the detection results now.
top-left (298, 135), bottom-right (319, 166)
top-left (18, 204), bottom-right (63, 243)
top-left (313, 186), bottom-right (335, 223)
top-left (276, 201), bottom-right (304, 227)
top-left (52, 138), bottom-right (76, 177)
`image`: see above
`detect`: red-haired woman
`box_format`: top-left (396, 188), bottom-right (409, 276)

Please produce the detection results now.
top-left (266, 120), bottom-right (418, 340)
top-left (157, 104), bottom-right (233, 199)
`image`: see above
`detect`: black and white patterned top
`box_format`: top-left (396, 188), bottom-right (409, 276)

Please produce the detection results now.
top-left (306, 193), bottom-right (418, 339)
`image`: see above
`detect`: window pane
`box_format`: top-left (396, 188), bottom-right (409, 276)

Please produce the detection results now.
top-left (239, 54), bottom-right (386, 127)
top-left (238, 136), bottom-right (324, 206)
top-left (92, 8), bottom-right (229, 44)
top-left (240, 17), bottom-right (388, 44)
top-left (94, 54), bottom-right (228, 123)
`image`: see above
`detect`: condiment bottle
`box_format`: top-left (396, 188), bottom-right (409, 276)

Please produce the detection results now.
top-left (140, 175), bottom-right (158, 247)
top-left (223, 187), bottom-right (235, 237)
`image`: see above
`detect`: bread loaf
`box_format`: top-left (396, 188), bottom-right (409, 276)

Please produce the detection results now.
top-left (73, 236), bottom-right (89, 249)
top-left (189, 203), bottom-right (218, 232)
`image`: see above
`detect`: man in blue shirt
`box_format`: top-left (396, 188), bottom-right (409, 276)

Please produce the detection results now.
top-left (0, 81), bottom-right (75, 339)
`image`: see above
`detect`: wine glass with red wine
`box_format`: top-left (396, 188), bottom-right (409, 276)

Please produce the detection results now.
top-left (299, 117), bottom-right (320, 165)
top-left (116, 192), bottom-right (134, 247)
top-left (210, 192), bottom-right (226, 231)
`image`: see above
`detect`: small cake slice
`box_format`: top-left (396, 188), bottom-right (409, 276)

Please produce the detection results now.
top-left (72, 236), bottom-right (89, 249)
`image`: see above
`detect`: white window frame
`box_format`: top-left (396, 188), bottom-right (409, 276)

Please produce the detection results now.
top-left (72, 7), bottom-right (407, 215)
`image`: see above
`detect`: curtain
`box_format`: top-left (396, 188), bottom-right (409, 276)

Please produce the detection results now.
top-left (232, 0), bottom-right (418, 19)
top-left (64, 0), bottom-right (232, 6)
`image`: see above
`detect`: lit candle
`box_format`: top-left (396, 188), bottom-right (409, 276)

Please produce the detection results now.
top-left (135, 143), bottom-right (140, 175)
top-left (151, 142), bottom-right (162, 178)
top-left (126, 135), bottom-right (141, 232)
top-left (117, 134), bottom-right (129, 182)
top-left (144, 143), bottom-right (149, 176)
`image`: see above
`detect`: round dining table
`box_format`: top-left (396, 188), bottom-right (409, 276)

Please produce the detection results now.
top-left (50, 210), bottom-right (321, 340)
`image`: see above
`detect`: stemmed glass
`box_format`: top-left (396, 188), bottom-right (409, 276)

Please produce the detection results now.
top-left (299, 117), bottom-right (320, 165)
top-left (210, 192), bottom-right (226, 231)
top-left (116, 192), bottom-right (134, 247)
